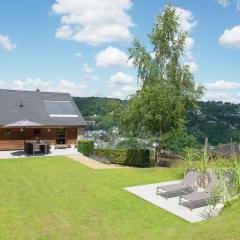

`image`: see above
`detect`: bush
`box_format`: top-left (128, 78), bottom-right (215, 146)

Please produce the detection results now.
top-left (162, 128), bottom-right (200, 154)
top-left (116, 138), bottom-right (141, 149)
top-left (157, 159), bottom-right (174, 168)
top-left (78, 140), bottom-right (94, 156)
top-left (93, 148), bottom-right (150, 167)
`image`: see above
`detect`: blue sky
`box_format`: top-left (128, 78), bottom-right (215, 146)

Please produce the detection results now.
top-left (0, 0), bottom-right (240, 102)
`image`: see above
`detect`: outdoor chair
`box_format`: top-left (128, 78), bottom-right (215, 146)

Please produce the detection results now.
top-left (156, 171), bottom-right (198, 199)
top-left (179, 180), bottom-right (218, 211)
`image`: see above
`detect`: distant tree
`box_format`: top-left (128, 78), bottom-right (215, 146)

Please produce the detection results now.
top-left (113, 5), bottom-right (203, 160)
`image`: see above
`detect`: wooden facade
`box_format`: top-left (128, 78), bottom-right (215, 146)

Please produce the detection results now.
top-left (0, 127), bottom-right (83, 151)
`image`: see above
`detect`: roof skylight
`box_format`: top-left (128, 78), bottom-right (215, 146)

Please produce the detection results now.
top-left (44, 101), bottom-right (78, 117)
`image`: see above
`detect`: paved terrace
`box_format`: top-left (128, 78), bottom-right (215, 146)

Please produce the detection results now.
top-left (125, 181), bottom-right (223, 223)
top-left (0, 148), bottom-right (79, 159)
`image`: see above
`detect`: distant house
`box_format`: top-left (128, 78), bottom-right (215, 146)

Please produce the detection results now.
top-left (86, 120), bottom-right (96, 126)
top-left (0, 89), bottom-right (86, 150)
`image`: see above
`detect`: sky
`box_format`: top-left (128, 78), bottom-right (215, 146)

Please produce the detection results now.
top-left (0, 0), bottom-right (240, 102)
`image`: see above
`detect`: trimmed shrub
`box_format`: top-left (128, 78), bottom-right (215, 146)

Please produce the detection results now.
top-left (78, 140), bottom-right (94, 156)
top-left (93, 148), bottom-right (150, 167)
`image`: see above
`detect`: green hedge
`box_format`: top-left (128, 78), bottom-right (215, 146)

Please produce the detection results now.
top-left (93, 149), bottom-right (150, 167)
top-left (78, 140), bottom-right (94, 156)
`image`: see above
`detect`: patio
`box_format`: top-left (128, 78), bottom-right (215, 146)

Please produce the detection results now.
top-left (125, 181), bottom-right (224, 223)
top-left (0, 148), bottom-right (79, 159)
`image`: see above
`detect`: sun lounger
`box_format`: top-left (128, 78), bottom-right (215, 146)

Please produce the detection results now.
top-left (179, 180), bottom-right (217, 211)
top-left (156, 172), bottom-right (198, 199)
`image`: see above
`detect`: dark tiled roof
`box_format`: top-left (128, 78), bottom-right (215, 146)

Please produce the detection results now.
top-left (0, 89), bottom-right (86, 126)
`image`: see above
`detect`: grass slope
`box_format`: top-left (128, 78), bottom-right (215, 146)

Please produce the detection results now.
top-left (0, 156), bottom-right (239, 240)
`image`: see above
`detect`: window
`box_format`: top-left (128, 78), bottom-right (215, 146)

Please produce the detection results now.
top-left (56, 128), bottom-right (66, 144)
top-left (34, 129), bottom-right (41, 136)
top-left (44, 101), bottom-right (78, 117)
top-left (45, 101), bottom-right (62, 115)
top-left (58, 102), bottom-right (76, 115)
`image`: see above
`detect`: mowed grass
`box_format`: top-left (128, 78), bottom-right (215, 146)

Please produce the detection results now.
top-left (0, 156), bottom-right (239, 240)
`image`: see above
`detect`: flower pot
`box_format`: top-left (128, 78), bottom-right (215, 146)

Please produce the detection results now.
top-left (50, 144), bottom-right (56, 150)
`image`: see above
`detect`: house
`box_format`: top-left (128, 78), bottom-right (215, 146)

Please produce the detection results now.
top-left (0, 89), bottom-right (86, 150)
top-left (86, 120), bottom-right (96, 126)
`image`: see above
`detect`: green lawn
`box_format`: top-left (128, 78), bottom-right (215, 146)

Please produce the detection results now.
top-left (0, 156), bottom-right (239, 240)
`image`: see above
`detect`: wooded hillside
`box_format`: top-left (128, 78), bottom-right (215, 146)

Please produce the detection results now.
top-left (74, 97), bottom-right (240, 146)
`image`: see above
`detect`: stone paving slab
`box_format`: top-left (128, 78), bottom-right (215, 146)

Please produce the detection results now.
top-left (125, 181), bottom-right (220, 223)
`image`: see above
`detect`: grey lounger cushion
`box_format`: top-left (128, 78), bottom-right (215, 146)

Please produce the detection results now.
top-left (156, 172), bottom-right (198, 199)
top-left (179, 180), bottom-right (217, 210)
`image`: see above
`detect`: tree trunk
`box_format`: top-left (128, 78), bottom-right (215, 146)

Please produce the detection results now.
top-left (155, 130), bottom-right (162, 167)
top-left (155, 146), bottom-right (161, 166)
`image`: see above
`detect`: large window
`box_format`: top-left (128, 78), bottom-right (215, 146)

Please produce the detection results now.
top-left (44, 101), bottom-right (78, 117)
top-left (56, 128), bottom-right (66, 145)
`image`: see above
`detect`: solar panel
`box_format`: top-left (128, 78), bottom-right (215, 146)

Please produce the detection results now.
top-left (44, 101), bottom-right (77, 116)
top-left (58, 102), bottom-right (76, 115)
top-left (45, 101), bottom-right (62, 115)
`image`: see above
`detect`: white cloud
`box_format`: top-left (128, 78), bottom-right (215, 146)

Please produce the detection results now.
top-left (121, 84), bottom-right (137, 92)
top-left (217, 0), bottom-right (240, 11)
top-left (110, 90), bottom-right (125, 99)
top-left (109, 72), bottom-right (134, 86)
top-left (186, 61), bottom-right (198, 74)
top-left (202, 80), bottom-right (240, 103)
top-left (55, 25), bottom-right (73, 39)
top-left (0, 35), bottom-right (16, 51)
top-left (219, 25), bottom-right (240, 48)
top-left (110, 84), bottom-right (137, 99)
top-left (175, 7), bottom-right (198, 72)
top-left (13, 78), bottom-right (51, 90)
top-left (9, 78), bottom-right (88, 97)
top-left (237, 1), bottom-right (240, 10)
top-left (74, 52), bottom-right (82, 58)
top-left (80, 74), bottom-right (99, 81)
top-left (184, 37), bottom-right (195, 61)
top-left (95, 46), bottom-right (133, 68)
top-left (175, 7), bottom-right (197, 33)
top-left (203, 91), bottom-right (240, 103)
top-left (80, 63), bottom-right (100, 81)
top-left (185, 37), bottom-right (194, 51)
top-left (81, 63), bottom-right (94, 73)
top-left (57, 79), bottom-right (88, 96)
top-left (205, 80), bottom-right (240, 90)
top-left (217, 0), bottom-right (230, 7)
top-left (150, 52), bottom-right (156, 59)
top-left (0, 80), bottom-right (6, 88)
top-left (52, 0), bottom-right (134, 45)
top-left (108, 72), bottom-right (137, 99)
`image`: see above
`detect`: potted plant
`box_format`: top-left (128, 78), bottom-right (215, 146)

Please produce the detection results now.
top-left (50, 142), bottom-right (56, 150)
top-left (70, 141), bottom-right (76, 149)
